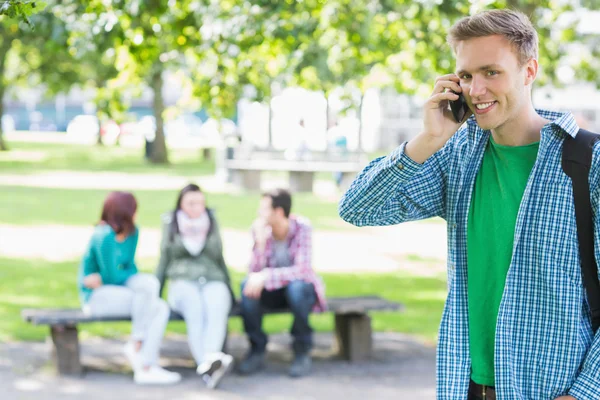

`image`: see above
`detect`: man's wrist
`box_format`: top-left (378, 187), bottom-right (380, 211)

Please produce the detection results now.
top-left (405, 132), bottom-right (447, 164)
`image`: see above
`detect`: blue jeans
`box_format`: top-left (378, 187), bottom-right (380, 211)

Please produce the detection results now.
top-left (241, 280), bottom-right (316, 354)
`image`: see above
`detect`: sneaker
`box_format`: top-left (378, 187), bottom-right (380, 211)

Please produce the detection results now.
top-left (288, 353), bottom-right (311, 378)
top-left (123, 341), bottom-right (141, 371)
top-left (196, 358), bottom-right (219, 376)
top-left (134, 366), bottom-right (182, 385)
top-left (196, 352), bottom-right (227, 375)
top-left (201, 353), bottom-right (234, 390)
top-left (236, 351), bottom-right (266, 375)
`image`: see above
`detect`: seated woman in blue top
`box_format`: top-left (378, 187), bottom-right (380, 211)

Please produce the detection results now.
top-left (78, 191), bottom-right (181, 385)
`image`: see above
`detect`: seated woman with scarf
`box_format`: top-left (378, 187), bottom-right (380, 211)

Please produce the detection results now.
top-left (155, 184), bottom-right (235, 389)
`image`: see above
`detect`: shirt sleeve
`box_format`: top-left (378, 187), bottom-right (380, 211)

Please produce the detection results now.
top-left (338, 137), bottom-right (456, 227)
top-left (249, 230), bottom-right (268, 273)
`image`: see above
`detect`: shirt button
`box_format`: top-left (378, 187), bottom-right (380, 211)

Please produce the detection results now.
top-left (397, 164), bottom-right (404, 170)
top-left (198, 277), bottom-right (207, 284)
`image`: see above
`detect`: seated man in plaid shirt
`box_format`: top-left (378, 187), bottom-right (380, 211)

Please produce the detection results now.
top-left (237, 188), bottom-right (326, 377)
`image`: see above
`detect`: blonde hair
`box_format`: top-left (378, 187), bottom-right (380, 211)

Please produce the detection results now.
top-left (447, 9), bottom-right (538, 66)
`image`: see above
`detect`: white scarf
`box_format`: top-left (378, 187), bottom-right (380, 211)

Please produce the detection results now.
top-left (176, 210), bottom-right (210, 256)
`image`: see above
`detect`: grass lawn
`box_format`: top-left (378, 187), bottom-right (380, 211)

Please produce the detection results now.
top-left (0, 257), bottom-right (446, 345)
top-left (0, 185), bottom-right (346, 231)
top-left (0, 141), bottom-right (217, 176)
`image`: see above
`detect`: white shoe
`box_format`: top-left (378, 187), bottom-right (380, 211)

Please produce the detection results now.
top-left (196, 352), bottom-right (230, 375)
top-left (200, 353), bottom-right (234, 390)
top-left (196, 352), bottom-right (225, 375)
top-left (196, 359), bottom-right (215, 376)
top-left (123, 342), bottom-right (141, 371)
top-left (134, 366), bottom-right (182, 385)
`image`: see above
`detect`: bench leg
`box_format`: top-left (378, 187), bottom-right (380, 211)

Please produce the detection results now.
top-left (231, 170), bottom-right (261, 191)
top-left (334, 314), bottom-right (373, 362)
top-left (202, 148), bottom-right (212, 161)
top-left (50, 325), bottom-right (83, 376)
top-left (289, 171), bottom-right (314, 192)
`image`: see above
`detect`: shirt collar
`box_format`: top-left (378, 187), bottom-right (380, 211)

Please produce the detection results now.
top-left (465, 109), bottom-right (579, 139)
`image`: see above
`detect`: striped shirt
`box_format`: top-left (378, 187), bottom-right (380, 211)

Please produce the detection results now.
top-left (249, 215), bottom-right (327, 312)
top-left (339, 110), bottom-right (600, 400)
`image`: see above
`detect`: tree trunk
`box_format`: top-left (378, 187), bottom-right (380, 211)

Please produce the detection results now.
top-left (150, 67), bottom-right (168, 164)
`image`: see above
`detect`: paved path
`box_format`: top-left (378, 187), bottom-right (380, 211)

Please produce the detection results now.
top-left (0, 332), bottom-right (436, 400)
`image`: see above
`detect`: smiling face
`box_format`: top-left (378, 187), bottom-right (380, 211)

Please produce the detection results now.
top-left (455, 34), bottom-right (537, 133)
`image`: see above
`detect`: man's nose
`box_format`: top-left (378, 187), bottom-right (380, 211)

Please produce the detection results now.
top-left (469, 76), bottom-right (487, 98)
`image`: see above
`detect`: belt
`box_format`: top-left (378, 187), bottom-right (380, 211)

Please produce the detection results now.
top-left (468, 379), bottom-right (496, 400)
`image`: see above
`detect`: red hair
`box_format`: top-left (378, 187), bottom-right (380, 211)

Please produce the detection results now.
top-left (100, 191), bottom-right (137, 235)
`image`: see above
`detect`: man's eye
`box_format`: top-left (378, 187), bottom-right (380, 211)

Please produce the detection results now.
top-left (487, 70), bottom-right (498, 76)
top-left (460, 74), bottom-right (471, 80)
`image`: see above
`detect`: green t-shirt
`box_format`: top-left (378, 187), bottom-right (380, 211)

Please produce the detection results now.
top-left (467, 135), bottom-right (539, 386)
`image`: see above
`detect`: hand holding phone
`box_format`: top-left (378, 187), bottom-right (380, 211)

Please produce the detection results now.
top-left (405, 74), bottom-right (472, 164)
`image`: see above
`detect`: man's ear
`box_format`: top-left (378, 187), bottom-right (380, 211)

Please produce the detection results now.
top-left (524, 58), bottom-right (538, 86)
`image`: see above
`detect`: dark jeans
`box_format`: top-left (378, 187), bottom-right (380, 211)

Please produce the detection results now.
top-left (467, 380), bottom-right (496, 400)
top-left (241, 279), bottom-right (316, 355)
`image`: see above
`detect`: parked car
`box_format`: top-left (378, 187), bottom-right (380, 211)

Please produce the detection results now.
top-left (135, 114), bottom-right (205, 140)
top-left (99, 120), bottom-right (121, 145)
top-left (29, 111), bottom-right (57, 132)
top-left (199, 117), bottom-right (235, 140)
top-left (66, 115), bottom-right (100, 141)
top-left (166, 114), bottom-right (204, 137)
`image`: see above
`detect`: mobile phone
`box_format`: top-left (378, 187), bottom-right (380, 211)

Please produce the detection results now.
top-left (450, 92), bottom-right (469, 123)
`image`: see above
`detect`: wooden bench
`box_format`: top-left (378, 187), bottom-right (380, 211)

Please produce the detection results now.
top-left (224, 158), bottom-right (365, 192)
top-left (22, 296), bottom-right (402, 376)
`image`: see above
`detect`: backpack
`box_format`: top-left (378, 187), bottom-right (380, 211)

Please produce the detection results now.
top-left (562, 129), bottom-right (600, 333)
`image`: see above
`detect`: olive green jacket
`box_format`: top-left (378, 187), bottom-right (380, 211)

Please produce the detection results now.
top-left (155, 209), bottom-right (234, 302)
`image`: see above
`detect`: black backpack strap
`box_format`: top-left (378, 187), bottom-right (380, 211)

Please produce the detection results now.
top-left (562, 129), bottom-right (600, 333)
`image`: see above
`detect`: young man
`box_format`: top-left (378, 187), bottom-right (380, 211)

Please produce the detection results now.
top-left (339, 9), bottom-right (600, 400)
top-left (238, 188), bottom-right (326, 377)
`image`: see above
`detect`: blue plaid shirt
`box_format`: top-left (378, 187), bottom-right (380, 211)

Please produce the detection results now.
top-left (339, 110), bottom-right (600, 400)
